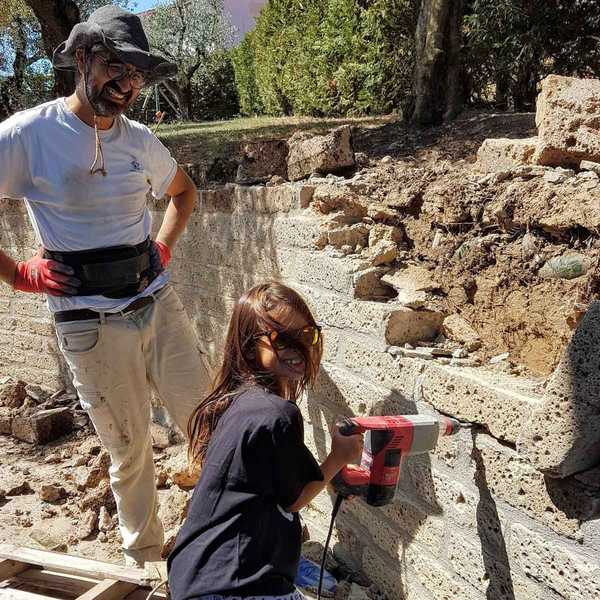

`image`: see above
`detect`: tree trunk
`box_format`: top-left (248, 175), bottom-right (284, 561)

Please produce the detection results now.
top-left (163, 79), bottom-right (186, 120)
top-left (24, 0), bottom-right (80, 97)
top-left (411, 0), bottom-right (464, 127)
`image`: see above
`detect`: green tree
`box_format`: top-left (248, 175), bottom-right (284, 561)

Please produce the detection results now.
top-left (233, 0), bottom-right (417, 118)
top-left (464, 0), bottom-right (600, 110)
top-left (145, 0), bottom-right (235, 120)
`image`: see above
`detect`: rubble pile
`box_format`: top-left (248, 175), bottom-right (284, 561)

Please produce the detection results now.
top-left (0, 378), bottom-right (82, 444)
top-left (269, 74), bottom-right (600, 377)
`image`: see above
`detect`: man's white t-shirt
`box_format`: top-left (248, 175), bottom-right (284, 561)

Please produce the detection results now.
top-left (0, 97), bottom-right (177, 313)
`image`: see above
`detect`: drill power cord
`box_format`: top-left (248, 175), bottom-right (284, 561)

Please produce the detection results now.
top-left (317, 493), bottom-right (345, 600)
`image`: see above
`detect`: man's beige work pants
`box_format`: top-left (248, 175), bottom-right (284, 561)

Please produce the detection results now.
top-left (55, 285), bottom-right (209, 566)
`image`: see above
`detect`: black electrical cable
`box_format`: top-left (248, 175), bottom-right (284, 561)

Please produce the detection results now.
top-left (317, 493), bottom-right (345, 600)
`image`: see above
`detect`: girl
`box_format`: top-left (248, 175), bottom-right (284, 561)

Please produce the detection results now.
top-left (168, 282), bottom-right (363, 600)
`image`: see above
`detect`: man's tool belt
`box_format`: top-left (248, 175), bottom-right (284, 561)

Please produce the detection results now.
top-left (44, 238), bottom-right (156, 298)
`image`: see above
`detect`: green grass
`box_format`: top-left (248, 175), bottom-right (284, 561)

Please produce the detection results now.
top-left (156, 114), bottom-right (396, 165)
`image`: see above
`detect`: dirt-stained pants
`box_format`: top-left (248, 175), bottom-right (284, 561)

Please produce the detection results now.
top-left (55, 285), bottom-right (209, 565)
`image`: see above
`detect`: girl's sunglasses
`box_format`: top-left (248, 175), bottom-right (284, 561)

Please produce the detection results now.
top-left (254, 326), bottom-right (322, 350)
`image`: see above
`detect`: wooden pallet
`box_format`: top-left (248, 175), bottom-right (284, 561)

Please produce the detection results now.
top-left (0, 544), bottom-right (168, 600)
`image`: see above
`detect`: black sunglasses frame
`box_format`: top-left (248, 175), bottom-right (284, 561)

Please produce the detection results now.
top-left (254, 325), bottom-right (322, 350)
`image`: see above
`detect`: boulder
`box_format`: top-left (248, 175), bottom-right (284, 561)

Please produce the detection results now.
top-left (158, 486), bottom-right (191, 533)
top-left (534, 75), bottom-right (600, 166)
top-left (12, 407), bottom-right (73, 444)
top-left (288, 126), bottom-right (355, 181)
top-left (151, 423), bottom-right (171, 449)
top-left (29, 519), bottom-right (71, 552)
top-left (77, 509), bottom-right (98, 540)
top-left (476, 137), bottom-right (537, 172)
top-left (7, 480), bottom-right (33, 496)
top-left (98, 506), bottom-right (114, 532)
top-left (518, 301), bottom-right (600, 476)
top-left (0, 380), bottom-right (27, 408)
top-left (164, 446), bottom-right (199, 488)
top-left (79, 479), bottom-right (116, 513)
top-left (0, 407), bottom-right (14, 434)
top-left (39, 484), bottom-right (66, 503)
top-left (441, 314), bottom-right (482, 351)
top-left (236, 139), bottom-right (289, 183)
top-left (25, 384), bottom-right (51, 403)
top-left (381, 266), bottom-right (441, 309)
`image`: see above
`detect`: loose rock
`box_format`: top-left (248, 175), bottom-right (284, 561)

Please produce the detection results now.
top-left (0, 380), bottom-right (27, 409)
top-left (39, 484), bottom-right (66, 503)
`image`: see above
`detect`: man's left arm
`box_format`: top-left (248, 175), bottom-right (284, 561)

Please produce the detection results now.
top-left (154, 166), bottom-right (197, 263)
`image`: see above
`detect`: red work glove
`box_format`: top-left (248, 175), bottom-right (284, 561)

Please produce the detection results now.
top-left (13, 248), bottom-right (80, 296)
top-left (153, 240), bottom-right (172, 268)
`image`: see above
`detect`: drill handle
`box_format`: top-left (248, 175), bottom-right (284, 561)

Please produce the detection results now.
top-left (336, 417), bottom-right (363, 436)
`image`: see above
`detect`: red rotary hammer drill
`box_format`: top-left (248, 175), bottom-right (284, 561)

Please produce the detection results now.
top-left (332, 414), bottom-right (467, 506)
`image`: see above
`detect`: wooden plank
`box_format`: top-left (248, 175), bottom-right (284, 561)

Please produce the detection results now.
top-left (0, 546), bottom-right (153, 587)
top-left (0, 558), bottom-right (29, 581)
top-left (0, 588), bottom-right (58, 600)
top-left (77, 579), bottom-right (137, 600)
top-left (15, 568), bottom-right (99, 597)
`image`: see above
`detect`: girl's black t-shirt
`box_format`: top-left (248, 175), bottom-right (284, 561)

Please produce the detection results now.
top-left (167, 386), bottom-right (324, 599)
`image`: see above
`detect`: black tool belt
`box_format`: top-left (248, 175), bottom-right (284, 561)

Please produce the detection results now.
top-left (44, 238), bottom-right (156, 299)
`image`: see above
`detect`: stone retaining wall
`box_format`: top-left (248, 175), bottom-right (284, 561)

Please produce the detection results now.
top-left (1, 185), bottom-right (599, 600)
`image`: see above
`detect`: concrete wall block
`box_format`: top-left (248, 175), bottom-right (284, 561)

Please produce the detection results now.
top-left (473, 435), bottom-right (581, 538)
top-left (361, 546), bottom-right (408, 600)
top-left (277, 248), bottom-right (358, 295)
top-left (418, 364), bottom-right (540, 444)
top-left (382, 498), bottom-right (446, 553)
top-left (339, 499), bottom-right (404, 559)
top-left (321, 327), bottom-right (340, 364)
top-left (403, 549), bottom-right (483, 600)
top-left (311, 364), bottom-right (417, 426)
top-left (476, 137), bottom-right (537, 172)
top-left (198, 186), bottom-right (236, 213)
top-left (535, 75), bottom-right (600, 166)
top-left (294, 284), bottom-right (394, 339)
top-left (386, 307), bottom-right (444, 345)
top-left (518, 301), bottom-right (600, 477)
top-left (510, 522), bottom-right (600, 599)
top-left (446, 531), bottom-right (553, 600)
top-left (271, 216), bottom-right (323, 249)
top-left (341, 340), bottom-right (424, 400)
top-left (12, 298), bottom-right (49, 320)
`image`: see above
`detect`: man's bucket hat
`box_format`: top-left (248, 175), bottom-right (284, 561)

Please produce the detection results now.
top-left (52, 5), bottom-right (177, 84)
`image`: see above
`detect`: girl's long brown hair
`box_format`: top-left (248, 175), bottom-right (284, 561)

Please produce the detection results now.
top-left (187, 281), bottom-right (322, 471)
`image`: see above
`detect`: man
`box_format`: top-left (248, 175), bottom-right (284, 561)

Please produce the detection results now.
top-left (0, 6), bottom-right (209, 566)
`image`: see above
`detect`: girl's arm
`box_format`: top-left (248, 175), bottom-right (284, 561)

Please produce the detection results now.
top-left (287, 428), bottom-right (362, 513)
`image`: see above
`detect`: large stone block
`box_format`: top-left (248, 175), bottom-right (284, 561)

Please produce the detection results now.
top-left (12, 407), bottom-right (73, 444)
top-left (236, 139), bottom-right (288, 183)
top-left (360, 545), bottom-right (408, 600)
top-left (386, 307), bottom-right (444, 345)
top-left (271, 215), bottom-right (323, 249)
top-left (535, 75), bottom-right (600, 166)
top-left (308, 364), bottom-right (409, 419)
top-left (518, 301), bottom-right (600, 477)
top-left (417, 364), bottom-right (539, 444)
top-left (277, 248), bottom-right (363, 295)
top-left (403, 549), bottom-right (483, 600)
top-left (446, 531), bottom-right (561, 600)
top-left (340, 341), bottom-right (424, 401)
top-left (472, 435), bottom-right (581, 538)
top-left (287, 125), bottom-right (355, 181)
top-left (476, 138), bottom-right (537, 172)
top-left (510, 522), bottom-right (600, 600)
top-left (0, 380), bottom-right (27, 408)
top-left (0, 406), bottom-right (14, 434)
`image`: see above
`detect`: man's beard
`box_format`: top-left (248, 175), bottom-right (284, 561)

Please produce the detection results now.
top-left (86, 78), bottom-right (133, 117)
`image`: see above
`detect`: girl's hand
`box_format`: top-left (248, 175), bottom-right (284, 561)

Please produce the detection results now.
top-left (330, 426), bottom-right (363, 467)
